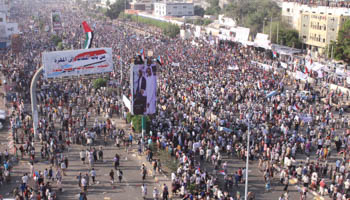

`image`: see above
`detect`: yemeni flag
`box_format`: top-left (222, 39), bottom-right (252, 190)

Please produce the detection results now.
top-left (293, 104), bottom-right (300, 111)
top-left (156, 56), bottom-right (163, 66)
top-left (272, 51), bottom-right (277, 58)
top-left (82, 21), bottom-right (93, 49)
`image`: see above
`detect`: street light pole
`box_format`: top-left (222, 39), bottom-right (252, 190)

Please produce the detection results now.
top-left (263, 20), bottom-right (266, 34)
top-left (124, 0), bottom-right (127, 21)
top-left (244, 115), bottom-right (250, 200)
top-left (277, 22), bottom-right (279, 44)
top-left (269, 16), bottom-right (272, 40)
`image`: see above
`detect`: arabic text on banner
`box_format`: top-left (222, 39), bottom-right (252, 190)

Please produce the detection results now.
top-left (42, 48), bottom-right (113, 79)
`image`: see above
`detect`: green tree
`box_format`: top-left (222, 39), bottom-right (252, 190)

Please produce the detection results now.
top-left (278, 28), bottom-right (302, 48)
top-left (192, 18), bottom-right (213, 26)
top-left (163, 24), bottom-right (180, 38)
top-left (50, 35), bottom-right (62, 46)
top-left (194, 5), bottom-right (205, 17)
top-left (266, 21), bottom-right (301, 48)
top-left (93, 78), bottom-right (107, 89)
top-left (105, 0), bottom-right (129, 20)
top-left (333, 19), bottom-right (350, 62)
top-left (205, 0), bottom-right (221, 15)
top-left (57, 42), bottom-right (64, 50)
top-left (127, 15), bottom-right (180, 38)
top-left (223, 0), bottom-right (281, 35)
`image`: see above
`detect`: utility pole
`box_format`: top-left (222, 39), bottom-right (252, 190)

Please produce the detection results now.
top-left (269, 16), bottom-right (272, 40)
top-left (244, 112), bottom-right (251, 200)
top-left (263, 20), bottom-right (265, 34)
top-left (331, 44), bottom-right (334, 60)
top-left (277, 22), bottom-right (279, 45)
top-left (124, 0), bottom-right (127, 23)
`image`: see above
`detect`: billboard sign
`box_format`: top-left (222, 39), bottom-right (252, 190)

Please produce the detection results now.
top-left (130, 62), bottom-right (157, 115)
top-left (11, 34), bottom-right (22, 53)
top-left (42, 48), bottom-right (113, 79)
top-left (51, 11), bottom-right (62, 31)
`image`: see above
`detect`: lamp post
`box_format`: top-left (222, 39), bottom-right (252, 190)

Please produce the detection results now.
top-left (244, 110), bottom-right (252, 200)
top-left (263, 17), bottom-right (267, 33)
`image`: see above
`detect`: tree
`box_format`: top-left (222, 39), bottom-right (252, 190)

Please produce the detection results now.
top-left (223, 0), bottom-right (281, 35)
top-left (105, 0), bottom-right (129, 20)
top-left (266, 22), bottom-right (302, 48)
top-left (333, 19), bottom-right (350, 62)
top-left (93, 78), bottom-right (107, 89)
top-left (194, 5), bottom-right (205, 17)
top-left (192, 18), bottom-right (213, 26)
top-left (50, 35), bottom-right (62, 46)
top-left (163, 24), bottom-right (180, 38)
top-left (205, 0), bottom-right (221, 16)
top-left (278, 28), bottom-right (302, 48)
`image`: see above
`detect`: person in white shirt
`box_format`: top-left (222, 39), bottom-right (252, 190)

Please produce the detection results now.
top-left (141, 184), bottom-right (147, 199)
top-left (90, 168), bottom-right (96, 184)
top-left (22, 173), bottom-right (28, 187)
top-left (145, 65), bottom-right (156, 114)
top-left (153, 187), bottom-right (159, 200)
top-left (80, 150), bottom-right (86, 164)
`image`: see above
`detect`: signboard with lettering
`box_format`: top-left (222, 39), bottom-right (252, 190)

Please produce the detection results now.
top-left (42, 48), bottom-right (113, 79)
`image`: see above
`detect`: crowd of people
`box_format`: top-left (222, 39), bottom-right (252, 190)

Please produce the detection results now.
top-left (0, 0), bottom-right (349, 199)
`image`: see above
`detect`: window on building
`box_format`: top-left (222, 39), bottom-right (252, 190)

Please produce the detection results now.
top-left (0, 18), bottom-right (3, 22)
top-left (332, 28), bottom-right (335, 31)
top-left (287, 8), bottom-right (290, 12)
top-left (183, 6), bottom-right (186, 8)
top-left (173, 6), bottom-right (177, 8)
top-left (323, 38), bottom-right (325, 43)
top-left (328, 13), bottom-right (332, 15)
top-left (188, 11), bottom-right (192, 14)
top-left (168, 12), bottom-right (171, 15)
top-left (303, 35), bottom-right (307, 39)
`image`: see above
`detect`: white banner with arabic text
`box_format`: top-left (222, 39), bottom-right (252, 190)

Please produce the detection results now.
top-left (42, 48), bottom-right (113, 79)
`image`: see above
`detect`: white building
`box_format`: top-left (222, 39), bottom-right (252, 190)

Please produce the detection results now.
top-left (154, 2), bottom-right (194, 17)
top-left (0, 0), bottom-right (19, 48)
top-left (282, 1), bottom-right (350, 30)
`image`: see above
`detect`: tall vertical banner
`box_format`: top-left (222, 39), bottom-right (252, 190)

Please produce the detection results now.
top-left (131, 63), bottom-right (157, 115)
top-left (11, 34), bottom-right (22, 53)
top-left (51, 11), bottom-right (62, 32)
top-left (42, 48), bottom-right (113, 79)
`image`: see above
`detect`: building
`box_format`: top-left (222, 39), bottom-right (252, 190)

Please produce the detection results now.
top-left (282, 1), bottom-right (350, 53)
top-left (0, 0), bottom-right (19, 49)
top-left (129, 0), bottom-right (163, 11)
top-left (98, 0), bottom-right (117, 8)
top-left (154, 2), bottom-right (194, 17)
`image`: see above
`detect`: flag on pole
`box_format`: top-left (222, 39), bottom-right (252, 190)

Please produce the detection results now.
top-left (156, 56), bottom-right (163, 66)
top-left (82, 21), bottom-right (94, 49)
top-left (272, 51), bottom-right (277, 58)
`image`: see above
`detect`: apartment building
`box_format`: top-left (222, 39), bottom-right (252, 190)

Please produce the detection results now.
top-left (154, 2), bottom-right (194, 17)
top-left (282, 1), bottom-right (350, 53)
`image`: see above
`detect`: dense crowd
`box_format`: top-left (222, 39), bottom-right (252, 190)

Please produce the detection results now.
top-left (0, 0), bottom-right (349, 200)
